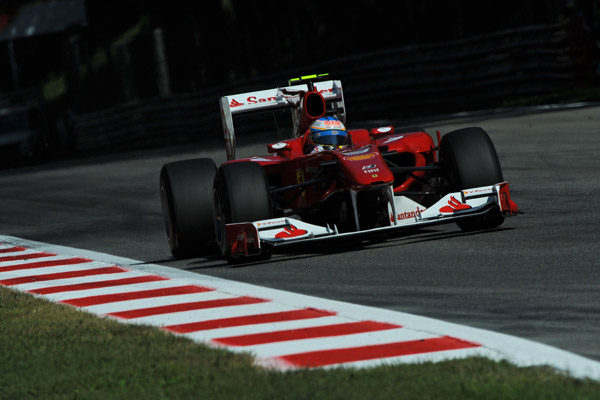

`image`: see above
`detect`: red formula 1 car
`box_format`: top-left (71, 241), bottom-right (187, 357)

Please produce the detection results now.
top-left (160, 74), bottom-right (518, 262)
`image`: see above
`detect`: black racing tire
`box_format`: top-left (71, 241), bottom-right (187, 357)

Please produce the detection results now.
top-left (213, 161), bottom-right (272, 261)
top-left (439, 127), bottom-right (505, 231)
top-left (160, 158), bottom-right (217, 258)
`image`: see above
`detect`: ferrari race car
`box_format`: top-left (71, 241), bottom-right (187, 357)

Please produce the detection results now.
top-left (160, 74), bottom-right (519, 262)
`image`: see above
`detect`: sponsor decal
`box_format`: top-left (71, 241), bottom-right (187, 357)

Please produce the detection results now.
top-left (275, 224), bottom-right (308, 239)
top-left (309, 88), bottom-right (334, 97)
top-left (322, 119), bottom-right (343, 128)
top-left (256, 219), bottom-right (287, 227)
top-left (362, 165), bottom-right (380, 174)
top-left (247, 95), bottom-right (277, 104)
top-left (229, 88), bottom-right (334, 109)
top-left (296, 169), bottom-right (304, 184)
top-left (392, 208), bottom-right (427, 222)
top-left (346, 153), bottom-right (376, 162)
top-left (463, 188), bottom-right (492, 195)
top-left (229, 95), bottom-right (278, 107)
top-left (439, 196), bottom-right (471, 213)
top-left (296, 169), bottom-right (306, 204)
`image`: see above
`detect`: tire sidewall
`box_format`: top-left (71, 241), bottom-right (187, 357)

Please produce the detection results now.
top-left (213, 161), bottom-right (272, 259)
top-left (160, 158), bottom-right (217, 258)
top-left (440, 127), bottom-right (503, 191)
top-left (439, 127), bottom-right (505, 230)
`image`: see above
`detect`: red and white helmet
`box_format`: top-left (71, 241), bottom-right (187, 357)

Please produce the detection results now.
top-left (309, 116), bottom-right (350, 151)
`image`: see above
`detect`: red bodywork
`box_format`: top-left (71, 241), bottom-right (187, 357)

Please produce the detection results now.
top-left (214, 80), bottom-right (518, 260)
top-left (223, 125), bottom-right (436, 212)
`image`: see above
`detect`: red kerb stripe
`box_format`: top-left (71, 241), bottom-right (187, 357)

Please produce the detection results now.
top-left (164, 308), bottom-right (337, 333)
top-left (214, 321), bottom-right (402, 347)
top-left (0, 252), bottom-right (56, 262)
top-left (1, 266), bottom-right (126, 286)
top-left (0, 258), bottom-right (93, 273)
top-left (277, 336), bottom-right (481, 368)
top-left (29, 275), bottom-right (169, 294)
top-left (110, 296), bottom-right (269, 319)
top-left (0, 246), bottom-right (26, 253)
top-left (62, 285), bottom-right (213, 307)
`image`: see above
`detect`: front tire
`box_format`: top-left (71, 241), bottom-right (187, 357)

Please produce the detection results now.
top-left (213, 162), bottom-right (272, 261)
top-left (439, 127), bottom-right (505, 231)
top-left (160, 158), bottom-right (217, 258)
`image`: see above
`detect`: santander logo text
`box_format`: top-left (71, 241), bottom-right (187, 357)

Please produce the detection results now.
top-left (230, 96), bottom-right (277, 107)
top-left (229, 88), bottom-right (334, 108)
top-left (392, 208), bottom-right (427, 222)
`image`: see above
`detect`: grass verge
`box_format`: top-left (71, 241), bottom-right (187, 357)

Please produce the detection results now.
top-left (1, 286), bottom-right (599, 399)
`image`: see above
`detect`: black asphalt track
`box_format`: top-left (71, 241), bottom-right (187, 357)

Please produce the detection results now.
top-left (1, 105), bottom-right (598, 361)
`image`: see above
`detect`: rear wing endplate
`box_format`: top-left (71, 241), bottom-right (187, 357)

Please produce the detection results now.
top-left (219, 79), bottom-right (345, 160)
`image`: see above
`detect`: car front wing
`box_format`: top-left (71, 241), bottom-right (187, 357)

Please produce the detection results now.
top-left (223, 182), bottom-right (518, 258)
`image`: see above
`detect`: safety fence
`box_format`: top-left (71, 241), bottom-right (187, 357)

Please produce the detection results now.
top-left (74, 18), bottom-right (598, 153)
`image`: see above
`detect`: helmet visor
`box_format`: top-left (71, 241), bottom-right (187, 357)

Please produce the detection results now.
top-left (311, 130), bottom-right (349, 147)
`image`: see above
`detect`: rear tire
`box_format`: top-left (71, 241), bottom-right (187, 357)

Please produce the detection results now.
top-left (160, 158), bottom-right (217, 258)
top-left (213, 162), bottom-right (272, 261)
top-left (439, 127), bottom-right (504, 231)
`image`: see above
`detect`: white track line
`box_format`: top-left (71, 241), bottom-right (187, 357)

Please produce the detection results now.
top-left (47, 281), bottom-right (209, 302)
top-left (187, 315), bottom-right (352, 342)
top-left (226, 328), bottom-right (435, 358)
top-left (119, 302), bottom-right (297, 327)
top-left (10, 270), bottom-right (164, 292)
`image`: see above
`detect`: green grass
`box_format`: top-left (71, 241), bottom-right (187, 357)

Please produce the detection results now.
top-left (1, 286), bottom-right (599, 399)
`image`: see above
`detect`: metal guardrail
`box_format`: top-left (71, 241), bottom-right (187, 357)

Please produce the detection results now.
top-left (74, 19), bottom-right (598, 153)
top-left (74, 94), bottom-right (219, 152)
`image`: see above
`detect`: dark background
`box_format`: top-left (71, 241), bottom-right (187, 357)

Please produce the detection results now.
top-left (0, 0), bottom-right (598, 162)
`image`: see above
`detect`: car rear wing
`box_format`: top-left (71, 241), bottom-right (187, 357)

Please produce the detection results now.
top-left (219, 78), bottom-right (346, 160)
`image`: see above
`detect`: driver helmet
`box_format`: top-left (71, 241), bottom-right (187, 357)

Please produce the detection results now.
top-left (309, 116), bottom-right (350, 152)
